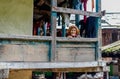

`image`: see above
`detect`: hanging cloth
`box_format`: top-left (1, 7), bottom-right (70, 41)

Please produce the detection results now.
top-left (86, 16), bottom-right (97, 38)
top-left (81, 0), bottom-right (88, 23)
top-left (92, 0), bottom-right (94, 11)
top-left (73, 0), bottom-right (82, 9)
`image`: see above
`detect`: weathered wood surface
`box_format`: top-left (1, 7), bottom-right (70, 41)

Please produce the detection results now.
top-left (0, 61), bottom-right (106, 69)
top-left (0, 34), bottom-right (52, 41)
top-left (56, 37), bottom-right (98, 42)
top-left (52, 7), bottom-right (103, 17)
top-left (0, 35), bottom-right (98, 62)
top-left (51, 0), bottom-right (57, 61)
top-left (0, 44), bottom-right (49, 61)
top-left (56, 43), bottom-right (95, 62)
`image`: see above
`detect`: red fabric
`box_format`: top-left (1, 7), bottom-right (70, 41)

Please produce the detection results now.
top-left (47, 22), bottom-right (50, 29)
top-left (92, 0), bottom-right (94, 11)
top-left (81, 0), bottom-right (84, 3)
top-left (33, 22), bottom-right (40, 35)
top-left (83, 0), bottom-right (88, 23)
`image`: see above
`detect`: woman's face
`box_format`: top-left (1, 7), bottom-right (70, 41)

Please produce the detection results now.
top-left (70, 28), bottom-right (77, 36)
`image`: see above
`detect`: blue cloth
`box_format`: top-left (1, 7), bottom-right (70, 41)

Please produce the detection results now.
top-left (86, 16), bottom-right (98, 38)
top-left (73, 0), bottom-right (82, 28)
top-left (79, 17), bottom-right (98, 38)
top-left (73, 0), bottom-right (82, 10)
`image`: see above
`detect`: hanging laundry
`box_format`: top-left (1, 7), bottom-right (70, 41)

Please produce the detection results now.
top-left (79, 17), bottom-right (98, 38)
top-left (79, 20), bottom-right (87, 37)
top-left (86, 16), bottom-right (97, 38)
top-left (33, 20), bottom-right (40, 35)
top-left (81, 0), bottom-right (88, 23)
top-left (73, 0), bottom-right (82, 9)
top-left (92, 0), bottom-right (94, 11)
top-left (73, 0), bottom-right (82, 27)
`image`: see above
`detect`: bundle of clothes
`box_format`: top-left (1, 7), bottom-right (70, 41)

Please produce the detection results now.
top-left (79, 16), bottom-right (98, 38)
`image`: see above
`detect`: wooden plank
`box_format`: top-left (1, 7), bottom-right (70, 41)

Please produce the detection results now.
top-left (57, 44), bottom-right (95, 48)
top-left (52, 67), bottom-right (103, 72)
top-left (0, 35), bottom-right (98, 44)
top-left (0, 44), bottom-right (49, 61)
top-left (52, 7), bottom-right (103, 17)
top-left (0, 61), bottom-right (106, 69)
top-left (56, 48), bottom-right (95, 62)
top-left (51, 13), bottom-right (57, 61)
top-left (9, 67), bottom-right (103, 73)
top-left (57, 42), bottom-right (95, 48)
top-left (51, 0), bottom-right (57, 61)
top-left (0, 34), bottom-right (52, 41)
top-left (56, 37), bottom-right (98, 42)
top-left (96, 0), bottom-right (102, 60)
top-left (56, 40), bottom-right (96, 62)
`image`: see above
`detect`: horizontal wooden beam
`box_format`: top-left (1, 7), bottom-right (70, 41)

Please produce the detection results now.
top-left (56, 37), bottom-right (98, 42)
top-left (52, 67), bottom-right (103, 72)
top-left (0, 35), bottom-right (98, 43)
top-left (0, 34), bottom-right (52, 41)
top-left (0, 61), bottom-right (106, 69)
top-left (52, 7), bottom-right (104, 17)
top-left (57, 44), bottom-right (95, 48)
top-left (10, 67), bottom-right (103, 72)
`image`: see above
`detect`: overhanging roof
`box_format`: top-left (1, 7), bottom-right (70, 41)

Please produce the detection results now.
top-left (101, 40), bottom-right (120, 54)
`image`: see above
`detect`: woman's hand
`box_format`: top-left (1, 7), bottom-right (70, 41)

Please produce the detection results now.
top-left (67, 36), bottom-right (73, 38)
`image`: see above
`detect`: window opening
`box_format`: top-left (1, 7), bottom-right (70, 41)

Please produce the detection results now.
top-left (33, 0), bottom-right (97, 38)
top-left (33, 0), bottom-right (51, 36)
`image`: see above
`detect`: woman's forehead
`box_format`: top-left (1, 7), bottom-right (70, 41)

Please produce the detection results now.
top-left (71, 28), bottom-right (76, 30)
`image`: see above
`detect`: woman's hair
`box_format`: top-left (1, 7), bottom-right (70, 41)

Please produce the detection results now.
top-left (67, 25), bottom-right (80, 36)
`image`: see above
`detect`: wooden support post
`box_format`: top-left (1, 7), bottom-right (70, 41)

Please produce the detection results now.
top-left (62, 24), bottom-right (66, 37)
top-left (85, 72), bottom-right (87, 79)
top-left (51, 0), bottom-right (57, 61)
top-left (95, 0), bottom-right (102, 61)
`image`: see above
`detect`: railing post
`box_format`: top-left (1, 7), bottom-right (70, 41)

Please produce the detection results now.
top-left (95, 0), bottom-right (102, 60)
top-left (51, 0), bottom-right (57, 61)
